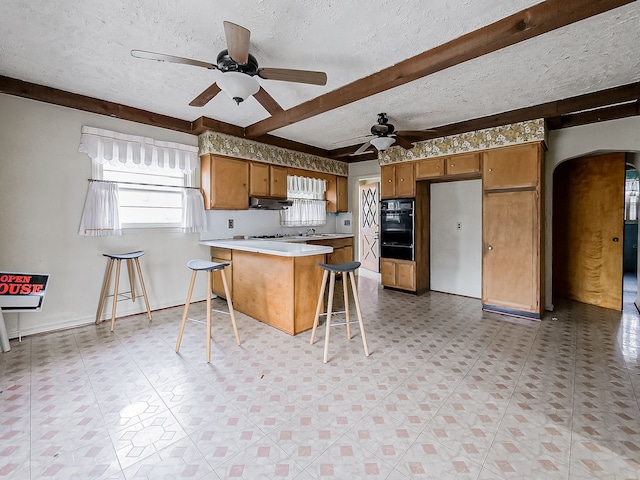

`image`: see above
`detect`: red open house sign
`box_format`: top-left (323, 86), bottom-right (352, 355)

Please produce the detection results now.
top-left (0, 272), bottom-right (50, 311)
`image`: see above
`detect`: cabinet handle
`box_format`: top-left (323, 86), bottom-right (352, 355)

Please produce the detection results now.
top-left (400, 178), bottom-right (404, 182)
top-left (451, 164), bottom-right (455, 167)
top-left (487, 246), bottom-right (493, 250)
top-left (488, 168), bottom-right (493, 172)
top-left (388, 179), bottom-right (392, 183)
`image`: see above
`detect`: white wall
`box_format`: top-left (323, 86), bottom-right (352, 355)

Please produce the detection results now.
top-left (0, 94), bottom-right (208, 338)
top-left (430, 180), bottom-right (482, 298)
top-left (545, 116), bottom-right (640, 310)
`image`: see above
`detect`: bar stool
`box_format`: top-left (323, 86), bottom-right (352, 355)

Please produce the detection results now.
top-left (96, 251), bottom-right (152, 332)
top-left (175, 259), bottom-right (240, 363)
top-left (310, 261), bottom-right (369, 363)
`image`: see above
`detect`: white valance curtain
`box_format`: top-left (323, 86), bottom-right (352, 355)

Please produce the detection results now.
top-left (78, 126), bottom-right (199, 172)
top-left (78, 181), bottom-right (122, 236)
top-left (181, 189), bottom-right (207, 233)
top-left (280, 175), bottom-right (327, 226)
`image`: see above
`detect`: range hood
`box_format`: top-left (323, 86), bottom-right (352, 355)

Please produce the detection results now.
top-left (249, 197), bottom-right (293, 210)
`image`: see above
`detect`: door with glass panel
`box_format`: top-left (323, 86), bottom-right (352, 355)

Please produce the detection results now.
top-left (359, 182), bottom-right (380, 272)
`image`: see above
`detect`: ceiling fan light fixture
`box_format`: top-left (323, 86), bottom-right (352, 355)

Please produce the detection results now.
top-left (370, 136), bottom-right (396, 151)
top-left (217, 71), bottom-right (260, 104)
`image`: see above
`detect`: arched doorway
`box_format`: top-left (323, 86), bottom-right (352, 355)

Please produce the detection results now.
top-left (551, 152), bottom-right (635, 311)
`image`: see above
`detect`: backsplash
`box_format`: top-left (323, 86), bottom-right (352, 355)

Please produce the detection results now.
top-left (200, 210), bottom-right (350, 240)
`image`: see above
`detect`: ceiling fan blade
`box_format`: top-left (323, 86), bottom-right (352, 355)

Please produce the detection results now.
top-left (394, 135), bottom-right (415, 150)
top-left (253, 87), bottom-right (284, 115)
top-left (189, 83), bottom-right (222, 107)
top-left (353, 141), bottom-right (373, 155)
top-left (131, 50), bottom-right (217, 70)
top-left (395, 129), bottom-right (437, 138)
top-left (258, 67), bottom-right (327, 86)
top-left (223, 21), bottom-right (250, 64)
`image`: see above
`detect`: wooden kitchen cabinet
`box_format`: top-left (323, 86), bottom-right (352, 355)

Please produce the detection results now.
top-left (336, 176), bottom-right (348, 212)
top-left (381, 163), bottom-right (415, 199)
top-left (415, 158), bottom-right (445, 179)
top-left (200, 154), bottom-right (249, 210)
top-left (307, 237), bottom-right (353, 264)
top-left (481, 142), bottom-right (544, 318)
top-left (210, 247), bottom-right (233, 299)
top-left (249, 162), bottom-right (287, 199)
top-left (381, 258), bottom-right (416, 291)
top-left (446, 152), bottom-right (480, 176)
top-left (482, 143), bottom-right (541, 190)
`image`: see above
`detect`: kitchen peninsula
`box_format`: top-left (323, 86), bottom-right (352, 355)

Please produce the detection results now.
top-left (200, 237), bottom-right (338, 335)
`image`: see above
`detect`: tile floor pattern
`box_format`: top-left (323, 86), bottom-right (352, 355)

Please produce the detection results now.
top-left (2, 275), bottom-right (640, 479)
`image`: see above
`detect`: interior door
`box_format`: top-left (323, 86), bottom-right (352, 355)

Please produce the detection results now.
top-left (483, 190), bottom-right (539, 313)
top-left (360, 182), bottom-right (380, 272)
top-left (553, 152), bottom-right (625, 310)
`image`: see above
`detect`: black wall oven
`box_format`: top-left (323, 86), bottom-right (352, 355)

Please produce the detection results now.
top-left (380, 198), bottom-right (414, 261)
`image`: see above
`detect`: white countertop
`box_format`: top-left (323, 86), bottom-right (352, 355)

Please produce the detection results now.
top-left (200, 239), bottom-right (333, 257)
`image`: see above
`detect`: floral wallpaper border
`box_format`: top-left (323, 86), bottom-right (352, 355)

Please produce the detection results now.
top-left (199, 131), bottom-right (348, 176)
top-left (379, 119), bottom-right (547, 165)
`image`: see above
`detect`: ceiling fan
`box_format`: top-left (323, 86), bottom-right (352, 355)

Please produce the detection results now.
top-left (353, 113), bottom-right (436, 154)
top-left (130, 21), bottom-right (327, 114)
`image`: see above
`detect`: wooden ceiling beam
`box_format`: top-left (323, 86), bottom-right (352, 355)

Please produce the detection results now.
top-left (0, 75), bottom-right (194, 134)
top-left (245, 0), bottom-right (634, 138)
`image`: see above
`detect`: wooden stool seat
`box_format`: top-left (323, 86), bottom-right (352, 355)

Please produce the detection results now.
top-left (175, 259), bottom-right (240, 363)
top-left (96, 250), bottom-right (152, 332)
top-left (310, 261), bottom-right (369, 363)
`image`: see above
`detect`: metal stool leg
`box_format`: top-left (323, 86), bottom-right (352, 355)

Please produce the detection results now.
top-left (310, 270), bottom-right (329, 345)
top-left (110, 260), bottom-right (122, 332)
top-left (323, 272), bottom-right (336, 364)
top-left (96, 258), bottom-right (114, 324)
top-left (176, 270), bottom-right (197, 353)
top-left (349, 271), bottom-right (369, 356)
top-left (134, 258), bottom-right (153, 321)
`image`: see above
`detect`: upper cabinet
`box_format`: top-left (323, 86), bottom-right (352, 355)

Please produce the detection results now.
top-left (415, 158), bottom-right (445, 179)
top-left (200, 154), bottom-right (249, 210)
top-left (336, 176), bottom-right (348, 212)
top-left (415, 153), bottom-right (480, 180)
top-left (381, 162), bottom-right (415, 199)
top-left (446, 152), bottom-right (481, 177)
top-left (249, 162), bottom-right (287, 199)
top-left (482, 144), bottom-right (540, 189)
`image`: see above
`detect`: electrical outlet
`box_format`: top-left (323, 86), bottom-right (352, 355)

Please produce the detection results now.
top-left (456, 222), bottom-right (462, 230)
top-left (344, 219), bottom-right (351, 226)
top-left (228, 219), bottom-right (234, 229)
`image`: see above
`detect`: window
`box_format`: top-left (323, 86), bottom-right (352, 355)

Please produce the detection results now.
top-left (98, 161), bottom-right (195, 228)
top-left (625, 169), bottom-right (639, 222)
top-left (280, 175), bottom-right (327, 227)
top-left (79, 126), bottom-right (200, 230)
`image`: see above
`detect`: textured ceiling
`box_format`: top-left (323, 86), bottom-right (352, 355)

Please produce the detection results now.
top-left (1, 1), bottom-right (639, 151)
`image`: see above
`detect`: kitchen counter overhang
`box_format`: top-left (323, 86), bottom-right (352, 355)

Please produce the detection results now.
top-left (199, 238), bottom-right (333, 257)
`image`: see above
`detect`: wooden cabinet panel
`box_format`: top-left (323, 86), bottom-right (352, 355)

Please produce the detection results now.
top-left (381, 163), bottom-right (415, 198)
top-left (249, 162), bottom-right (270, 197)
top-left (308, 237), bottom-right (353, 265)
top-left (201, 154), bottom-right (249, 210)
top-left (381, 258), bottom-right (416, 291)
top-left (395, 162), bottom-right (415, 198)
top-left (381, 165), bottom-right (396, 198)
top-left (270, 165), bottom-right (288, 199)
top-left (482, 144), bottom-right (540, 189)
top-left (336, 176), bottom-right (348, 212)
top-left (482, 191), bottom-right (539, 313)
top-left (415, 158), bottom-right (445, 179)
top-left (446, 153), bottom-right (480, 176)
top-left (250, 163), bottom-right (287, 199)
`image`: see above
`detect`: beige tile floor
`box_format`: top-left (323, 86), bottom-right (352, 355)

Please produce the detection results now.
top-left (1, 274), bottom-right (640, 479)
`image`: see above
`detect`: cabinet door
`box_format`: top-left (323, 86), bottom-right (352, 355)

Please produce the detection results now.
top-left (395, 260), bottom-right (416, 291)
top-left (202, 155), bottom-right (249, 210)
top-left (446, 153), bottom-right (480, 176)
top-left (336, 176), bottom-right (348, 212)
top-left (270, 165), bottom-right (288, 199)
top-left (483, 144), bottom-right (540, 189)
top-left (249, 162), bottom-right (270, 197)
top-left (381, 165), bottom-right (396, 199)
top-left (325, 174), bottom-right (338, 213)
top-left (395, 163), bottom-right (415, 198)
top-left (415, 158), bottom-right (445, 179)
top-left (482, 190), bottom-right (539, 314)
top-left (380, 258), bottom-right (396, 286)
